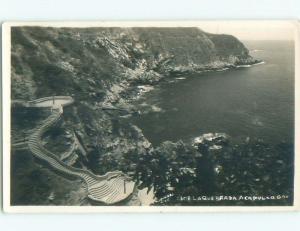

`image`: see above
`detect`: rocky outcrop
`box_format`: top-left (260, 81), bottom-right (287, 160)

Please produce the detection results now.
top-left (11, 27), bottom-right (259, 98)
top-left (11, 27), bottom-right (295, 206)
top-left (11, 27), bottom-right (264, 205)
top-left (11, 26), bottom-right (261, 168)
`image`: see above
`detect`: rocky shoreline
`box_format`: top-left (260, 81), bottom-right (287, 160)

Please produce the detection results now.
top-left (103, 56), bottom-right (263, 107)
top-left (11, 26), bottom-right (293, 206)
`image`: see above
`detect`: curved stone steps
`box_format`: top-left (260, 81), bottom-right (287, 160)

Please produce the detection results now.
top-left (88, 177), bottom-right (120, 196)
top-left (88, 180), bottom-right (122, 203)
top-left (26, 99), bottom-right (135, 204)
top-left (107, 180), bottom-right (135, 204)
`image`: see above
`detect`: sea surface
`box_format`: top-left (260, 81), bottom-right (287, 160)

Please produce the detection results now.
top-left (130, 40), bottom-right (295, 146)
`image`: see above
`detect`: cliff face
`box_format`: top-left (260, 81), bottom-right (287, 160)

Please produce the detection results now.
top-left (131, 28), bottom-right (254, 67)
top-left (11, 27), bottom-right (257, 100)
top-left (12, 29), bottom-right (248, 168)
top-left (11, 26), bottom-right (259, 173)
top-left (11, 27), bottom-right (294, 206)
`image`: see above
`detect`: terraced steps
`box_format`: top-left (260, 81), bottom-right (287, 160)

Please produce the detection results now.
top-left (26, 97), bottom-right (135, 204)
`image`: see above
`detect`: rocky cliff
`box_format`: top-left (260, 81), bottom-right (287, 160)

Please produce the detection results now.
top-left (12, 27), bottom-right (291, 207)
top-left (11, 26), bottom-right (260, 163)
top-left (11, 26), bottom-right (260, 164)
top-left (11, 27), bottom-right (258, 100)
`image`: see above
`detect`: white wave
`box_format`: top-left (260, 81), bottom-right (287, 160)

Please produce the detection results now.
top-left (151, 105), bottom-right (163, 112)
top-left (139, 104), bottom-right (164, 114)
top-left (216, 67), bottom-right (230, 72)
top-left (236, 61), bottom-right (265, 69)
top-left (236, 64), bottom-right (252, 68)
top-left (193, 132), bottom-right (228, 146)
top-left (252, 61), bottom-right (265, 66)
top-left (137, 85), bottom-right (154, 93)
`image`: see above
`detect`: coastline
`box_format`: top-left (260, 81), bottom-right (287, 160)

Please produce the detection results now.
top-left (111, 58), bottom-right (265, 105)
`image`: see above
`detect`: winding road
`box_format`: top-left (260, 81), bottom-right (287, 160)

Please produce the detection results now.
top-left (23, 96), bottom-right (135, 204)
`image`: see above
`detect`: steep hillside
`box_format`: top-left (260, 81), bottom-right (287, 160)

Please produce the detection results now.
top-left (11, 28), bottom-right (257, 167)
top-left (13, 27), bottom-right (293, 206)
top-left (11, 27), bottom-right (258, 100)
top-left (11, 27), bottom-right (260, 165)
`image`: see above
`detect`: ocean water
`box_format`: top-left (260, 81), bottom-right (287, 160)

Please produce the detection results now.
top-left (131, 40), bottom-right (294, 146)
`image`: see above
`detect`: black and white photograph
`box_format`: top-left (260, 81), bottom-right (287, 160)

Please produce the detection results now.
top-left (2, 21), bottom-right (299, 212)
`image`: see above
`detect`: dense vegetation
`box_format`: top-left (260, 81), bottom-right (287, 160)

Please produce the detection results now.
top-left (88, 135), bottom-right (294, 206)
top-left (11, 27), bottom-right (292, 206)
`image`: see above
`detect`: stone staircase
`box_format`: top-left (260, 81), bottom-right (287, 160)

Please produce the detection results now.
top-left (27, 104), bottom-right (134, 204)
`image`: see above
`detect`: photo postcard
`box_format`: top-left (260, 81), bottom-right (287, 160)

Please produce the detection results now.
top-left (2, 21), bottom-right (300, 212)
